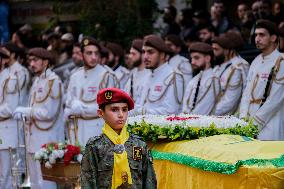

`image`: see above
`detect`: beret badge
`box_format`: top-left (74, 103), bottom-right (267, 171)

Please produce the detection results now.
top-left (105, 90), bottom-right (113, 100)
top-left (83, 39), bottom-right (89, 46)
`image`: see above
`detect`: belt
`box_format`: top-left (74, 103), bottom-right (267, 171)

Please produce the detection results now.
top-left (68, 115), bottom-right (100, 120)
top-left (249, 98), bottom-right (263, 104)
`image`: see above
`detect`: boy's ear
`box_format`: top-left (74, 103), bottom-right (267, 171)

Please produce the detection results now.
top-left (97, 109), bottom-right (103, 118)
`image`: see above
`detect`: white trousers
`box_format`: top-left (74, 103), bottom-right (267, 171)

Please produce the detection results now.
top-left (0, 150), bottom-right (12, 189)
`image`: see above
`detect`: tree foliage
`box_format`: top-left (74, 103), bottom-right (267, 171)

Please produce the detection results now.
top-left (79, 0), bottom-right (158, 47)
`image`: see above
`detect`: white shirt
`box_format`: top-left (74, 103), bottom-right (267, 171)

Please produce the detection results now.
top-left (230, 55), bottom-right (250, 90)
top-left (240, 49), bottom-right (284, 140)
top-left (131, 63), bottom-right (185, 115)
top-left (213, 59), bottom-right (243, 115)
top-left (65, 64), bottom-right (117, 145)
top-left (27, 69), bottom-right (64, 152)
top-left (182, 68), bottom-right (220, 115)
top-left (124, 67), bottom-right (151, 103)
top-left (168, 54), bottom-right (193, 84)
top-left (0, 62), bottom-right (30, 149)
top-left (114, 65), bottom-right (130, 90)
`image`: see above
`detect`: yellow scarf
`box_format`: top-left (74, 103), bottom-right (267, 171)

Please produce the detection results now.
top-left (102, 123), bottom-right (133, 189)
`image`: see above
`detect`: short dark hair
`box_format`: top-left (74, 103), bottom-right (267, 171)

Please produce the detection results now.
top-left (196, 24), bottom-right (217, 35)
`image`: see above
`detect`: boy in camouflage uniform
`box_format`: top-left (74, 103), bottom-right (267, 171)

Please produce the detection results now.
top-left (81, 88), bottom-right (157, 189)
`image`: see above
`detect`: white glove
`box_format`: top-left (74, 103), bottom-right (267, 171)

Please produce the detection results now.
top-left (64, 108), bottom-right (73, 121)
top-left (13, 107), bottom-right (32, 120)
top-left (70, 100), bottom-right (85, 115)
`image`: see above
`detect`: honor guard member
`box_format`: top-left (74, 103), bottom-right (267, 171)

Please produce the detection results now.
top-left (2, 43), bottom-right (30, 105)
top-left (106, 42), bottom-right (130, 89)
top-left (240, 19), bottom-right (284, 140)
top-left (99, 44), bottom-right (120, 88)
top-left (182, 42), bottom-right (220, 115)
top-left (64, 37), bottom-right (117, 146)
top-left (0, 47), bottom-right (18, 189)
top-left (13, 48), bottom-right (64, 189)
top-left (53, 43), bottom-right (84, 93)
top-left (131, 35), bottom-right (185, 115)
top-left (81, 88), bottom-right (157, 189)
top-left (165, 34), bottom-right (193, 84)
top-left (124, 39), bottom-right (151, 102)
top-left (211, 35), bottom-right (244, 115)
top-left (225, 31), bottom-right (250, 90)
top-left (0, 44), bottom-right (30, 189)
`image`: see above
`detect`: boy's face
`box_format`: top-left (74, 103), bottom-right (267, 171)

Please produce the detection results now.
top-left (98, 102), bottom-right (129, 133)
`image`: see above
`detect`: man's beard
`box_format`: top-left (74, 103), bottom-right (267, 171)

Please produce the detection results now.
top-left (192, 64), bottom-right (206, 76)
top-left (213, 55), bottom-right (225, 66)
top-left (132, 59), bottom-right (142, 68)
top-left (107, 59), bottom-right (115, 68)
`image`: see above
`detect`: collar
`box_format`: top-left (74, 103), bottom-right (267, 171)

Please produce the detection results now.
top-left (38, 68), bottom-right (52, 79)
top-left (152, 62), bottom-right (169, 75)
top-left (8, 61), bottom-right (20, 72)
top-left (203, 68), bottom-right (213, 75)
top-left (84, 64), bottom-right (100, 75)
top-left (229, 56), bottom-right (239, 65)
top-left (261, 48), bottom-right (279, 61)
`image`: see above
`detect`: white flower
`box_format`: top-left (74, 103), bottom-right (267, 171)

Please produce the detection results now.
top-left (58, 150), bottom-right (64, 158)
top-left (128, 114), bottom-right (247, 129)
top-left (40, 148), bottom-right (48, 153)
top-left (43, 153), bottom-right (49, 160)
top-left (34, 151), bottom-right (42, 160)
top-left (52, 150), bottom-right (60, 159)
top-left (49, 156), bottom-right (56, 164)
top-left (45, 161), bottom-right (53, 169)
top-left (77, 154), bottom-right (83, 163)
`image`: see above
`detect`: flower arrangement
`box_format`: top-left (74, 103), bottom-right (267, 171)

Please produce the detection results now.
top-left (34, 142), bottom-right (84, 169)
top-left (127, 114), bottom-right (258, 142)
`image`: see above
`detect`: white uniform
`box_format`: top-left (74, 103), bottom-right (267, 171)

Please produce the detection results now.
top-left (231, 55), bottom-right (250, 90)
top-left (124, 67), bottom-right (151, 103)
top-left (65, 64), bottom-right (116, 146)
top-left (240, 49), bottom-right (284, 140)
top-left (23, 68), bottom-right (64, 189)
top-left (168, 54), bottom-right (192, 84)
top-left (103, 65), bottom-right (120, 88)
top-left (114, 65), bottom-right (130, 90)
top-left (131, 63), bottom-right (185, 115)
top-left (0, 61), bottom-right (30, 189)
top-left (182, 68), bottom-right (220, 115)
top-left (213, 59), bottom-right (244, 115)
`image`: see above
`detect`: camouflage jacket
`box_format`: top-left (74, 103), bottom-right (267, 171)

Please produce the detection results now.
top-left (81, 134), bottom-right (157, 189)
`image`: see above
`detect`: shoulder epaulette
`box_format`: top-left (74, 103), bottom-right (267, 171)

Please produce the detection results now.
top-left (86, 135), bottom-right (103, 145)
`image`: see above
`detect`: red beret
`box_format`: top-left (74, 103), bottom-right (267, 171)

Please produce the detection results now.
top-left (28, 47), bottom-right (54, 63)
top-left (143, 34), bottom-right (173, 54)
top-left (97, 88), bottom-right (134, 110)
top-left (189, 42), bottom-right (213, 55)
